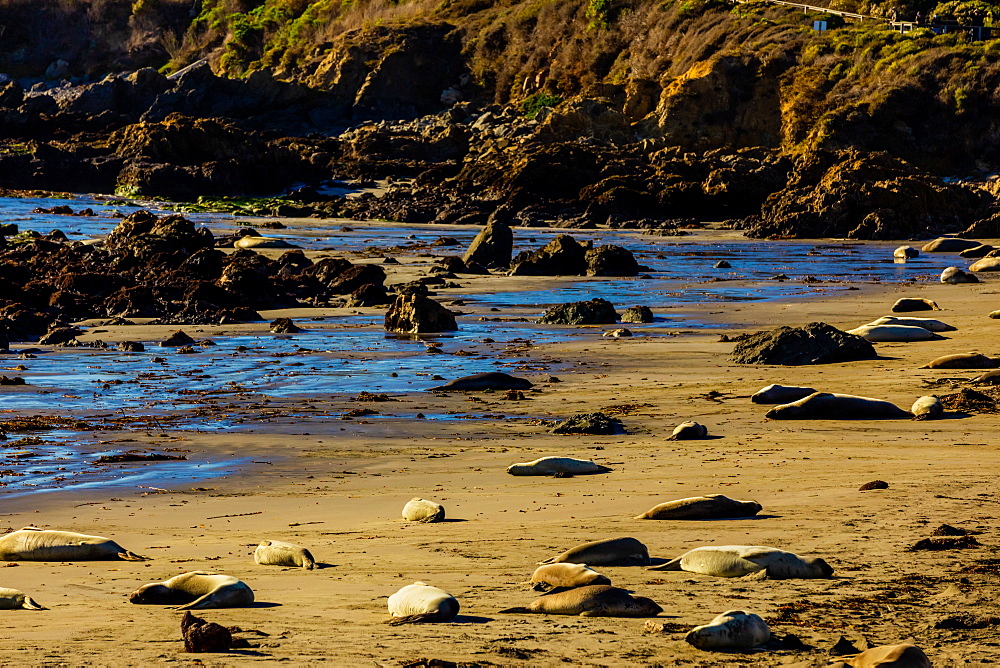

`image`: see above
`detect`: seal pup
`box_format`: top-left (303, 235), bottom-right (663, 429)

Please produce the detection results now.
top-left (867, 316), bottom-right (955, 332)
top-left (429, 372), bottom-right (532, 391)
top-left (893, 246), bottom-right (919, 260)
top-left (891, 298), bottom-right (939, 312)
top-left (233, 236), bottom-right (297, 249)
top-left (253, 540), bottom-right (315, 569)
top-left (765, 393), bottom-right (910, 420)
top-left (528, 563), bottom-right (611, 592)
top-left (387, 582), bottom-right (459, 625)
top-left (538, 537), bottom-right (649, 566)
top-left (0, 588), bottom-right (45, 610)
top-left (940, 266), bottom-right (979, 284)
top-left (911, 395), bottom-right (943, 420)
top-left (130, 571), bottom-right (254, 610)
top-left (685, 610), bottom-right (771, 650)
top-left (667, 421), bottom-right (708, 440)
top-left (499, 585), bottom-right (662, 617)
top-left (635, 495), bottom-right (762, 520)
top-left (0, 527), bottom-right (148, 561)
top-left (834, 643), bottom-right (931, 668)
top-left (649, 545), bottom-right (834, 579)
top-left (845, 324), bottom-right (943, 342)
top-left (921, 352), bottom-right (996, 369)
top-left (750, 384), bottom-right (816, 404)
top-left (507, 457), bottom-right (609, 476)
top-left (402, 498), bottom-right (446, 522)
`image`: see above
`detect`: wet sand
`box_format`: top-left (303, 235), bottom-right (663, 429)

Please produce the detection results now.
top-left (1, 251), bottom-right (998, 665)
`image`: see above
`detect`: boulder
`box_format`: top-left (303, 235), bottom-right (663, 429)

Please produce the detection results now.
top-left (621, 305), bottom-right (654, 323)
top-left (161, 330), bottom-right (195, 346)
top-left (326, 264), bottom-right (386, 294)
top-left (39, 326), bottom-right (81, 345)
top-left (511, 235), bottom-right (588, 276)
top-left (104, 210), bottom-right (213, 257)
top-left (461, 219), bottom-right (513, 269)
top-left (347, 283), bottom-right (389, 307)
top-left (181, 611), bottom-right (233, 653)
top-left (551, 412), bottom-right (625, 435)
top-left (585, 245), bottom-right (640, 276)
top-left (940, 267), bottom-right (979, 284)
top-left (922, 238), bottom-right (981, 253)
top-left (729, 322), bottom-right (877, 365)
top-left (384, 294), bottom-right (457, 333)
top-left (270, 317), bottom-right (301, 333)
top-left (538, 298), bottom-right (618, 325)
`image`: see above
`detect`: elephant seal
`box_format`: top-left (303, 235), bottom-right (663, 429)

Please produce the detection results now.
top-left (911, 395), bottom-right (943, 420)
top-left (835, 643), bottom-right (931, 668)
top-left (429, 372), bottom-right (532, 391)
top-left (233, 236), bottom-right (297, 249)
top-left (648, 545), bottom-right (834, 579)
top-left (539, 537), bottom-right (649, 566)
top-left (130, 571), bottom-right (254, 610)
top-left (867, 316), bottom-right (955, 332)
top-left (941, 266), bottom-right (979, 284)
top-left (499, 585), bottom-right (662, 617)
top-left (507, 457), bottom-right (609, 476)
top-left (685, 610), bottom-right (771, 650)
top-left (960, 244), bottom-right (995, 258)
top-left (402, 498), bottom-right (446, 522)
top-left (528, 563), bottom-right (611, 592)
top-left (668, 421), bottom-right (708, 440)
top-left (845, 324), bottom-right (943, 342)
top-left (635, 494), bottom-right (762, 520)
top-left (386, 582), bottom-right (459, 625)
top-left (0, 527), bottom-right (148, 561)
top-left (892, 246), bottom-right (919, 260)
top-left (921, 352), bottom-right (996, 369)
top-left (253, 540), bottom-right (315, 569)
top-left (971, 369), bottom-right (1000, 384)
top-left (969, 257), bottom-right (1000, 272)
top-left (750, 384), bottom-right (816, 404)
top-left (891, 298), bottom-right (938, 312)
top-left (922, 237), bottom-right (979, 253)
top-left (765, 393), bottom-right (911, 420)
top-left (0, 588), bottom-right (45, 610)
top-left (990, 310), bottom-right (1000, 319)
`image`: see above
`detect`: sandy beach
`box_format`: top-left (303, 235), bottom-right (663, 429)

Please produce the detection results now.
top-left (0, 236), bottom-right (998, 667)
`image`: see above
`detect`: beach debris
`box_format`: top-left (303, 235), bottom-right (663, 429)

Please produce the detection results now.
top-left (551, 412), bottom-right (624, 435)
top-left (95, 453), bottom-right (187, 464)
top-left (181, 611), bottom-right (233, 653)
top-left (728, 322), bottom-right (876, 365)
top-left (940, 387), bottom-right (999, 413)
top-left (859, 480), bottom-right (889, 490)
top-left (908, 536), bottom-right (981, 551)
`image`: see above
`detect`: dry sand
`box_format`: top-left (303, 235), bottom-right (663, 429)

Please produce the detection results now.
top-left (0, 258), bottom-right (998, 666)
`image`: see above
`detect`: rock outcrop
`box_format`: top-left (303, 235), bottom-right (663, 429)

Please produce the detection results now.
top-left (729, 322), bottom-right (877, 366)
top-left (538, 298), bottom-right (618, 325)
top-left (384, 294), bottom-right (458, 333)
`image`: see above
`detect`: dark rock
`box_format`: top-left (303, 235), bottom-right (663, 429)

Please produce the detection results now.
top-left (934, 614), bottom-right (1000, 630)
top-left (511, 235), bottom-right (588, 276)
top-left (432, 236), bottom-right (460, 247)
top-left (118, 341), bottom-right (145, 352)
top-left (829, 636), bottom-right (861, 657)
top-left (439, 256), bottom-right (467, 274)
top-left (729, 322), bottom-right (877, 365)
top-left (384, 294), bottom-right (457, 334)
top-left (462, 220), bottom-right (513, 269)
top-left (326, 264), bottom-right (386, 295)
top-left (714, 260), bottom-right (731, 268)
top-left (347, 283), bottom-right (389, 307)
top-left (585, 245), bottom-right (639, 277)
top-left (160, 330), bottom-right (195, 346)
top-left (304, 257), bottom-right (353, 286)
top-left (858, 480), bottom-right (889, 490)
top-left (620, 305), bottom-right (654, 323)
top-left (181, 611), bottom-right (233, 653)
top-left (908, 536), bottom-right (981, 551)
top-left (932, 524), bottom-right (971, 536)
top-left (551, 412), bottom-right (625, 435)
top-left (538, 298), bottom-right (618, 325)
top-left (104, 211), bottom-right (213, 258)
top-left (270, 318), bottom-right (301, 334)
top-left (39, 326), bottom-right (82, 345)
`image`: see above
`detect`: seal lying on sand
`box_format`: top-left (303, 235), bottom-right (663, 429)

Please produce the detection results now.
top-left (635, 495), bottom-right (762, 520)
top-left (667, 421), bottom-right (708, 440)
top-left (429, 372), bottom-right (532, 391)
top-left (921, 352), bottom-right (996, 369)
top-left (254, 540), bottom-right (315, 569)
top-left (539, 537), bottom-right (649, 566)
top-left (402, 498), bottom-right (446, 522)
top-left (387, 582), bottom-right (459, 625)
top-left (941, 266), bottom-right (979, 284)
top-left (831, 643), bottom-right (931, 668)
top-left (846, 324), bottom-right (943, 342)
top-left (130, 572), bottom-right (254, 609)
top-left (0, 588), bottom-right (45, 610)
top-left (765, 393), bottom-right (911, 420)
top-left (750, 384), bottom-right (816, 404)
top-left (0, 527), bottom-right (148, 561)
top-left (528, 563), bottom-right (611, 592)
top-left (233, 236), bottom-right (297, 249)
top-left (685, 610), bottom-right (771, 650)
top-left (649, 545), bottom-right (833, 579)
top-left (499, 585), bottom-right (662, 617)
top-left (972, 369), bottom-right (1000, 384)
top-left (891, 298), bottom-right (938, 312)
top-left (867, 316), bottom-right (955, 332)
top-left (911, 396), bottom-right (943, 420)
top-left (507, 457), bottom-right (609, 476)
